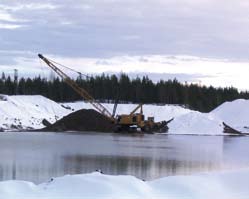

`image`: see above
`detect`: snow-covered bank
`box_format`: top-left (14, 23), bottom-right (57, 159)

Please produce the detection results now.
top-left (1, 169), bottom-right (249, 199)
top-left (211, 99), bottom-right (249, 133)
top-left (0, 94), bottom-right (249, 135)
top-left (0, 95), bottom-right (70, 131)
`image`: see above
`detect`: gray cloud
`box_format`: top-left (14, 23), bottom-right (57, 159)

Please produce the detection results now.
top-left (0, 0), bottom-right (248, 60)
top-left (0, 0), bottom-right (249, 90)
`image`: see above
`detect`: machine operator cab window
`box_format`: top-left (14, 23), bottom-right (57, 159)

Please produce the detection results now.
top-left (132, 116), bottom-right (137, 123)
top-left (148, 117), bottom-right (154, 122)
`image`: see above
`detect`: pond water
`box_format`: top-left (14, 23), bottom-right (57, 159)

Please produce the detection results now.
top-left (0, 132), bottom-right (249, 183)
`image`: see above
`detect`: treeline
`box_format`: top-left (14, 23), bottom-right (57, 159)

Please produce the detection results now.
top-left (0, 73), bottom-right (249, 112)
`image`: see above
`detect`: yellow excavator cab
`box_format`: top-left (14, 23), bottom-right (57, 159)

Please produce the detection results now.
top-left (148, 117), bottom-right (154, 122)
top-left (117, 113), bottom-right (145, 126)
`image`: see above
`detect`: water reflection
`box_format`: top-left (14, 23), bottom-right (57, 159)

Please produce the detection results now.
top-left (0, 132), bottom-right (248, 183)
top-left (62, 154), bottom-right (220, 180)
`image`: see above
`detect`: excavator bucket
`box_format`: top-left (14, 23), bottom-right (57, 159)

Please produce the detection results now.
top-left (153, 118), bottom-right (174, 133)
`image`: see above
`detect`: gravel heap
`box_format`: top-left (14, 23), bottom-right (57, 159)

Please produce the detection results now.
top-left (42, 109), bottom-right (114, 132)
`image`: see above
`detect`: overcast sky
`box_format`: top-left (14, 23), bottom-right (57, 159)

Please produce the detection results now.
top-left (0, 0), bottom-right (249, 89)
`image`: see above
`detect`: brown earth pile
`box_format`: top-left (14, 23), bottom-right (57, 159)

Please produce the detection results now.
top-left (42, 109), bottom-right (114, 132)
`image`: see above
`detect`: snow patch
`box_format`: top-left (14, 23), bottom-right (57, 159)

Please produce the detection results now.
top-left (0, 169), bottom-right (249, 199)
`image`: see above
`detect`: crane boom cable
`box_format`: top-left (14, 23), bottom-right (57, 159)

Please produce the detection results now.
top-left (46, 57), bottom-right (90, 78)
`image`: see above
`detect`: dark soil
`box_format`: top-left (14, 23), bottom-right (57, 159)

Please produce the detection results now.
top-left (223, 122), bottom-right (242, 134)
top-left (42, 109), bottom-right (115, 132)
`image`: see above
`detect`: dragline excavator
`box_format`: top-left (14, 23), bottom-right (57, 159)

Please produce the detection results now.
top-left (38, 54), bottom-right (169, 133)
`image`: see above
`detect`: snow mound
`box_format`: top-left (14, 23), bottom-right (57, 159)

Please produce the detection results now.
top-left (168, 112), bottom-right (223, 135)
top-left (0, 169), bottom-right (249, 199)
top-left (0, 95), bottom-right (70, 131)
top-left (211, 99), bottom-right (249, 133)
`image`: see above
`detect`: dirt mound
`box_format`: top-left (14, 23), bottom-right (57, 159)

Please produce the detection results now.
top-left (42, 109), bottom-right (114, 132)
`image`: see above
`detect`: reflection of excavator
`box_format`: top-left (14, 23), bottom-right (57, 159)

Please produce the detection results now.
top-left (38, 54), bottom-right (169, 133)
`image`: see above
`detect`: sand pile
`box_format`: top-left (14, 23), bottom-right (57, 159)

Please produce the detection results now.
top-left (42, 109), bottom-right (114, 132)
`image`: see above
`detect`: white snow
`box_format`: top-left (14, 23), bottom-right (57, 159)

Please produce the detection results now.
top-left (0, 95), bottom-right (70, 131)
top-left (0, 168), bottom-right (249, 199)
top-left (168, 112), bottom-right (223, 135)
top-left (1, 94), bottom-right (249, 134)
top-left (211, 99), bottom-right (249, 133)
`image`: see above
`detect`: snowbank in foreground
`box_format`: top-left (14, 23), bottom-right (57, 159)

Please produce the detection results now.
top-left (1, 169), bottom-right (249, 199)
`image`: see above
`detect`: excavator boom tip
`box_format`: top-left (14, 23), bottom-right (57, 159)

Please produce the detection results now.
top-left (38, 54), bottom-right (44, 59)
